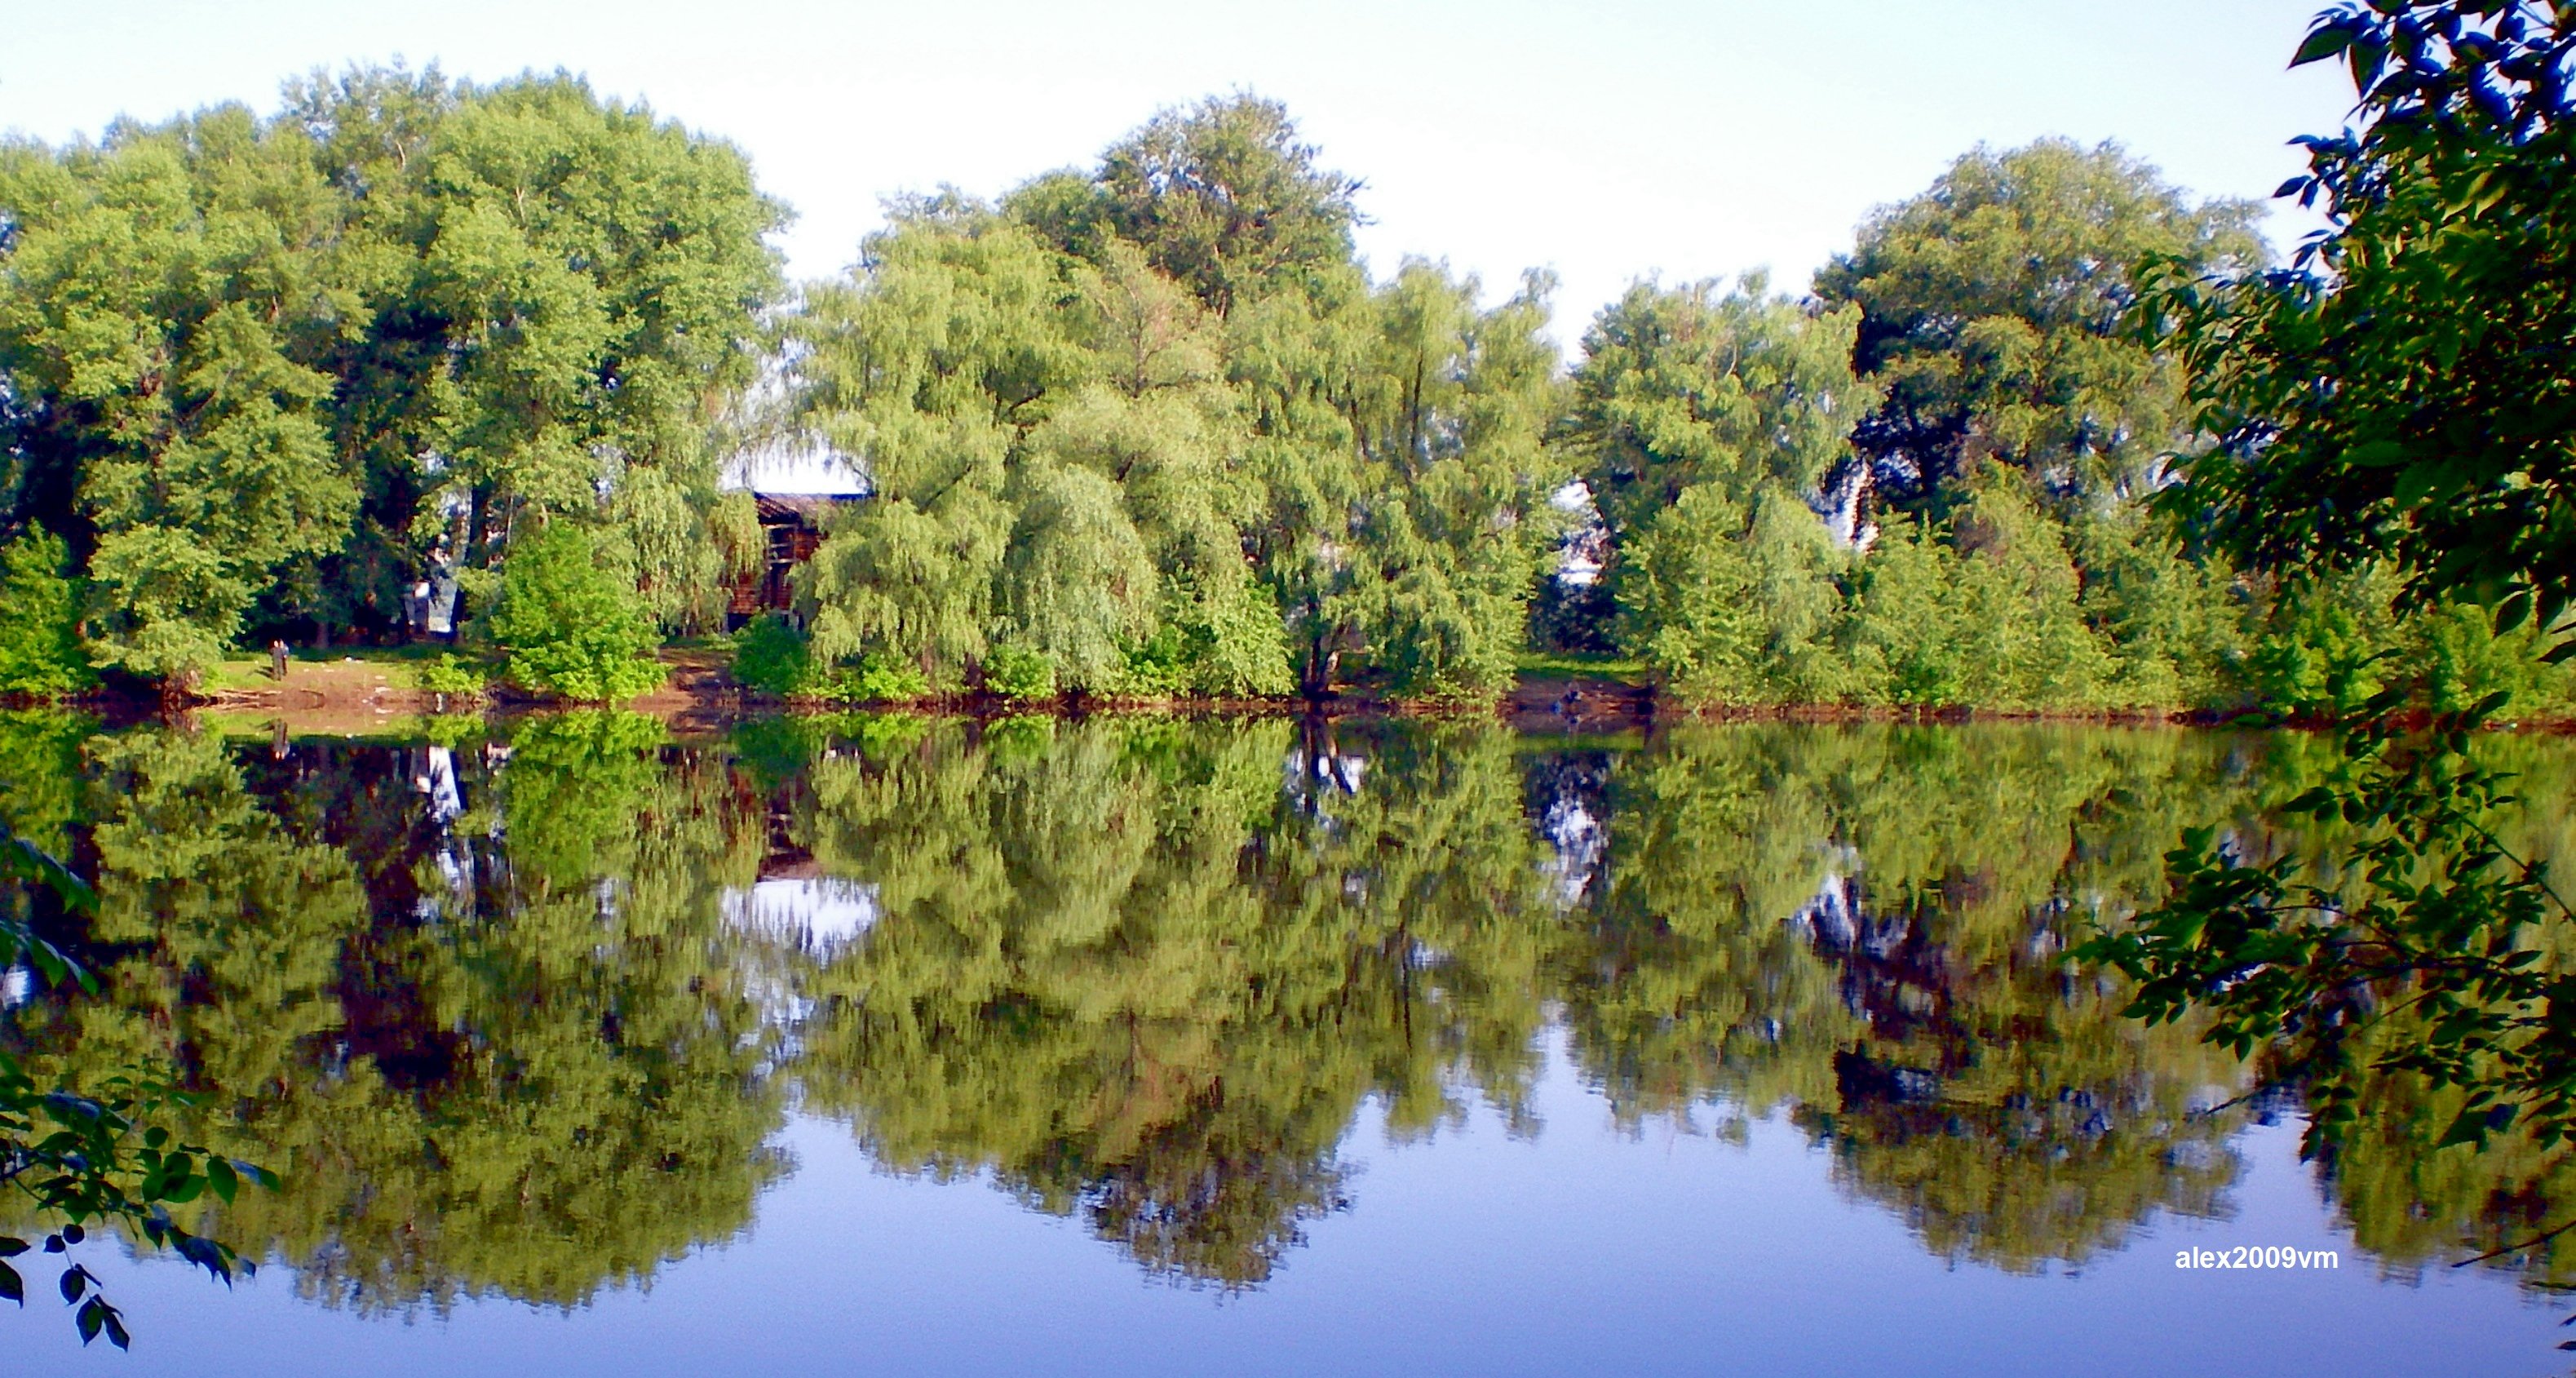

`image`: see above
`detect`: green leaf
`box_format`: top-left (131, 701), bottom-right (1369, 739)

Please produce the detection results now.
top-left (75, 1296), bottom-right (101, 1345)
top-left (207, 1156), bottom-right (237, 1205)
top-left (2495, 591), bottom-right (2533, 633)
top-left (0, 1261), bottom-right (21, 1305)
top-left (2294, 19), bottom-right (2360, 65)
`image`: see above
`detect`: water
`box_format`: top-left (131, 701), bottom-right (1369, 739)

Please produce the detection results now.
top-left (2, 712), bottom-right (2571, 1376)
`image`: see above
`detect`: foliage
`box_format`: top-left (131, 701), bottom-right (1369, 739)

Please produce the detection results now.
top-left (1083, 94), bottom-right (1363, 317)
top-left (2095, 2), bottom-right (2576, 1187)
top-left (2083, 715), bottom-right (2574, 1154)
top-left (729, 614), bottom-right (816, 698)
top-left (411, 653), bottom-right (487, 698)
top-left (0, 531), bottom-right (91, 701)
top-left (487, 524), bottom-right (666, 702)
top-left (1573, 276), bottom-right (1877, 544)
top-left (1817, 139), bottom-right (2264, 509)
top-left (820, 654), bottom-right (932, 704)
top-left (1613, 486), bottom-right (1847, 702)
top-left (0, 67), bottom-right (781, 688)
top-left (980, 642), bottom-right (1059, 702)
top-left (2146, 2), bottom-right (2576, 636)
top-left (792, 109), bottom-right (1557, 703)
top-left (0, 816), bottom-right (274, 1348)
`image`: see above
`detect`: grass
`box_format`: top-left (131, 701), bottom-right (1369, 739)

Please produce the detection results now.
top-left (201, 643), bottom-right (495, 693)
top-left (1512, 649), bottom-right (1650, 684)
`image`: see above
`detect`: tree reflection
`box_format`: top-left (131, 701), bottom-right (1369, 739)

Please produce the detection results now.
top-left (2, 714), bottom-right (2568, 1302)
top-left (12, 718), bottom-right (787, 1314)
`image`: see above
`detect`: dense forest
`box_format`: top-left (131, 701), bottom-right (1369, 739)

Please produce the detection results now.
top-left (0, 69), bottom-right (2568, 715)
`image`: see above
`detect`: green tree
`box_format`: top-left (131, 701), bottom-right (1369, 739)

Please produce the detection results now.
top-left (395, 75), bottom-right (786, 630)
top-left (1817, 140), bottom-right (2263, 509)
top-left (1567, 277), bottom-right (1877, 701)
top-left (0, 109), bottom-right (361, 687)
top-left (2091, 2), bottom-right (2576, 1164)
top-left (486, 522), bottom-right (666, 702)
top-left (1089, 94), bottom-right (1363, 317)
top-left (0, 531), bottom-right (91, 700)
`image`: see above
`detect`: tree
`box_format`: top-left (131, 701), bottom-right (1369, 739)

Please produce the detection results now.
top-left (2152, 9), bottom-right (2576, 637)
top-left (0, 109), bottom-right (361, 688)
top-left (401, 76), bottom-right (784, 628)
top-left (485, 523), bottom-right (666, 702)
top-left (0, 69), bottom-right (784, 682)
top-left (1089, 94), bottom-right (1363, 317)
top-left (788, 205), bottom-right (1095, 690)
top-left (0, 531), bottom-right (91, 700)
top-left (1573, 277), bottom-right (1876, 543)
top-left (1566, 277), bottom-right (1878, 699)
top-left (1817, 140), bottom-right (2264, 509)
top-left (1330, 264), bottom-right (1565, 699)
top-left (2090, 1), bottom-right (2576, 1160)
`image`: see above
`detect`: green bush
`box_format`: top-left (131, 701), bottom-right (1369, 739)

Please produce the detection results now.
top-left (413, 654), bottom-right (489, 698)
top-left (487, 525), bottom-right (666, 703)
top-left (820, 654), bottom-right (931, 704)
top-left (729, 614), bottom-right (813, 698)
top-left (732, 617), bottom-right (931, 703)
top-left (981, 643), bottom-right (1058, 702)
top-left (0, 531), bottom-right (94, 701)
top-left (1122, 625), bottom-right (1194, 698)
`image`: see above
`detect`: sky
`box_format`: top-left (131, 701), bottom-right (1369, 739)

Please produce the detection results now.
top-left (2, 0), bottom-right (2353, 352)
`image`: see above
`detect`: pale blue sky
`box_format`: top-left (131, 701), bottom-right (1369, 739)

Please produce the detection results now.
top-left (2, 0), bottom-right (2352, 347)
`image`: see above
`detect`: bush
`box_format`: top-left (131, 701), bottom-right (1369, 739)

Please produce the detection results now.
top-left (487, 525), bottom-right (666, 703)
top-left (0, 532), bottom-right (92, 701)
top-left (413, 654), bottom-right (488, 699)
top-left (981, 643), bottom-right (1058, 702)
top-left (820, 654), bottom-right (931, 704)
top-left (730, 614), bottom-right (812, 698)
top-left (732, 617), bottom-right (932, 703)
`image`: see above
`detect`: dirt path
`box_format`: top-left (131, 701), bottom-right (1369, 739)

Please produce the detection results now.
top-left (194, 649), bottom-right (741, 733)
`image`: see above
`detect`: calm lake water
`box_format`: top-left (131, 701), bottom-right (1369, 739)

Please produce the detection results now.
top-left (2, 712), bottom-right (2574, 1376)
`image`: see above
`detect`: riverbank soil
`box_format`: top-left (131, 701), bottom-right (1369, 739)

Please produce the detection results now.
top-left (1509, 676), bottom-right (1658, 733)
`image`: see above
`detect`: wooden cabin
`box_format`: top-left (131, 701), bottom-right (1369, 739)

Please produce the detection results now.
top-left (727, 493), bottom-right (864, 625)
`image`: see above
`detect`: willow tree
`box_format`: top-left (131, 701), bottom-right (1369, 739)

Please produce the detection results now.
top-left (788, 203), bottom-right (1102, 689)
top-left (1330, 264), bottom-right (1565, 698)
top-left (1565, 277), bottom-right (1879, 701)
top-left (794, 99), bottom-right (1560, 702)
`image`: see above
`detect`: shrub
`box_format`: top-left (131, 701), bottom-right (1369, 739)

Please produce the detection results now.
top-left (981, 643), bottom-right (1057, 702)
top-left (729, 614), bottom-right (813, 698)
top-left (413, 654), bottom-right (488, 699)
top-left (0, 532), bottom-right (92, 701)
top-left (820, 654), bottom-right (931, 704)
top-left (487, 525), bottom-right (666, 703)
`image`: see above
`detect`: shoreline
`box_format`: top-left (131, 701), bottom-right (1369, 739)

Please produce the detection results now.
top-left (33, 680), bottom-right (2573, 742)
top-left (20, 649), bottom-right (2573, 738)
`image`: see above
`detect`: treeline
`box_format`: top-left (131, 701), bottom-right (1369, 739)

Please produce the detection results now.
top-left (0, 73), bottom-right (2567, 714)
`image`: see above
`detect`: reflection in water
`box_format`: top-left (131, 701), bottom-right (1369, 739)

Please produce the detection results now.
top-left (2, 711), bottom-right (2574, 1314)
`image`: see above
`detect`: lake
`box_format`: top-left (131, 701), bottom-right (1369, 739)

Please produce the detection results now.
top-left (2, 711), bottom-right (2570, 1376)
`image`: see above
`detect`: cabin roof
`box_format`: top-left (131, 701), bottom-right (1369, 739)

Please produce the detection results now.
top-left (751, 492), bottom-right (864, 527)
